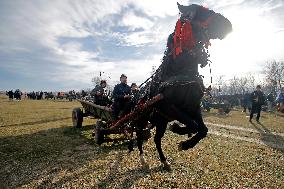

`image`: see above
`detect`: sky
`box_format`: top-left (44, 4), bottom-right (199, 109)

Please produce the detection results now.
top-left (0, 0), bottom-right (284, 91)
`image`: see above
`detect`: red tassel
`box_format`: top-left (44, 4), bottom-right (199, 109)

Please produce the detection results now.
top-left (173, 19), bottom-right (197, 59)
top-left (173, 19), bottom-right (182, 58)
top-left (182, 21), bottom-right (196, 49)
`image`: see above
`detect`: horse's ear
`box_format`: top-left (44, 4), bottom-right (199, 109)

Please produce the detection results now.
top-left (177, 2), bottom-right (183, 12)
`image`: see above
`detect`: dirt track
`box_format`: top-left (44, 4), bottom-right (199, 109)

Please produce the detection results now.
top-left (206, 122), bottom-right (284, 151)
top-left (0, 97), bottom-right (283, 188)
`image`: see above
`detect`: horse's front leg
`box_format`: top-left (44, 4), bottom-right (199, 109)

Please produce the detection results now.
top-left (168, 105), bottom-right (198, 137)
top-left (180, 108), bottom-right (208, 150)
top-left (154, 122), bottom-right (171, 171)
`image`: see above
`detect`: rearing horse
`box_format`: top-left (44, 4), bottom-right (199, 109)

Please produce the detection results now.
top-left (99, 3), bottom-right (232, 170)
top-left (131, 3), bottom-right (232, 170)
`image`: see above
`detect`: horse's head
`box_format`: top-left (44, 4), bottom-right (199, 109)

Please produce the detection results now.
top-left (177, 3), bottom-right (232, 40)
top-left (205, 13), bottom-right (232, 40)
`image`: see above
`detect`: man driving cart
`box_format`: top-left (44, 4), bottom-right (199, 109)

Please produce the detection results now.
top-left (112, 74), bottom-right (132, 119)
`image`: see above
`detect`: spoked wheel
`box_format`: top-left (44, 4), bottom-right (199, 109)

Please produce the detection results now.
top-left (72, 108), bottom-right (83, 128)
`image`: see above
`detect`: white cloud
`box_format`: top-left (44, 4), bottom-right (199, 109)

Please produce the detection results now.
top-left (120, 11), bottom-right (154, 31)
top-left (132, 0), bottom-right (189, 17)
top-left (52, 42), bottom-right (99, 66)
top-left (1, 0), bottom-right (284, 90)
top-left (121, 31), bottom-right (157, 46)
top-left (46, 53), bottom-right (162, 88)
top-left (209, 0), bottom-right (246, 9)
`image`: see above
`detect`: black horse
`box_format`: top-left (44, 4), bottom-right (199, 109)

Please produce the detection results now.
top-left (94, 3), bottom-right (232, 170)
top-left (129, 3), bottom-right (233, 170)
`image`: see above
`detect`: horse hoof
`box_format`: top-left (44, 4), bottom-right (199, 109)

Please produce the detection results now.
top-left (178, 141), bottom-right (194, 151)
top-left (140, 155), bottom-right (149, 170)
top-left (142, 163), bottom-right (150, 170)
top-left (162, 161), bottom-right (171, 171)
top-left (178, 142), bottom-right (189, 151)
top-left (178, 142), bottom-right (184, 151)
top-left (169, 122), bottom-right (179, 132)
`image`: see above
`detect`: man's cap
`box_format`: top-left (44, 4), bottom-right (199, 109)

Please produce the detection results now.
top-left (131, 83), bottom-right (137, 87)
top-left (256, 85), bottom-right (261, 89)
top-left (100, 80), bottom-right (106, 84)
top-left (120, 74), bottom-right (127, 78)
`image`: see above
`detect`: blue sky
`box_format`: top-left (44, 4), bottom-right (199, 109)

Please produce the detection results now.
top-left (0, 0), bottom-right (284, 91)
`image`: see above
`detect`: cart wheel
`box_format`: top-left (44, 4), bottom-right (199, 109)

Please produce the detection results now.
top-left (72, 108), bottom-right (83, 128)
top-left (95, 121), bottom-right (105, 145)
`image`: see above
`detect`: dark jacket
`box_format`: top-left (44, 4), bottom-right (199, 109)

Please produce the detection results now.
top-left (112, 83), bottom-right (131, 102)
top-left (91, 85), bottom-right (110, 105)
top-left (7, 91), bottom-right (14, 98)
top-left (250, 90), bottom-right (265, 105)
top-left (91, 85), bottom-right (104, 96)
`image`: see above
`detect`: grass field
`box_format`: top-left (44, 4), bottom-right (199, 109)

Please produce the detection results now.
top-left (0, 95), bottom-right (283, 188)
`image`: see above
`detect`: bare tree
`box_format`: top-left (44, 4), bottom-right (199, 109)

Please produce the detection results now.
top-left (91, 76), bottom-right (101, 86)
top-left (236, 73), bottom-right (255, 94)
top-left (263, 60), bottom-right (284, 92)
top-left (245, 73), bottom-right (255, 92)
top-left (228, 76), bottom-right (239, 95)
top-left (236, 77), bottom-right (248, 94)
top-left (212, 75), bottom-right (225, 96)
top-left (214, 74), bottom-right (255, 95)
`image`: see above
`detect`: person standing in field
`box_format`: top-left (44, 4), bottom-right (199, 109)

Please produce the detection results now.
top-left (7, 90), bottom-right (14, 101)
top-left (249, 85), bottom-right (265, 123)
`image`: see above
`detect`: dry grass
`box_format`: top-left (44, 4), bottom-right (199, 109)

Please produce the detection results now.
top-left (0, 95), bottom-right (283, 188)
top-left (203, 108), bottom-right (284, 133)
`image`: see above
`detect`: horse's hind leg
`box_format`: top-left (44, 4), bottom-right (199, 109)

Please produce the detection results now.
top-left (135, 119), bottom-right (149, 169)
top-left (127, 133), bottom-right (134, 153)
top-left (136, 123), bottom-right (145, 155)
top-left (180, 108), bottom-right (208, 150)
top-left (154, 121), bottom-right (171, 170)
